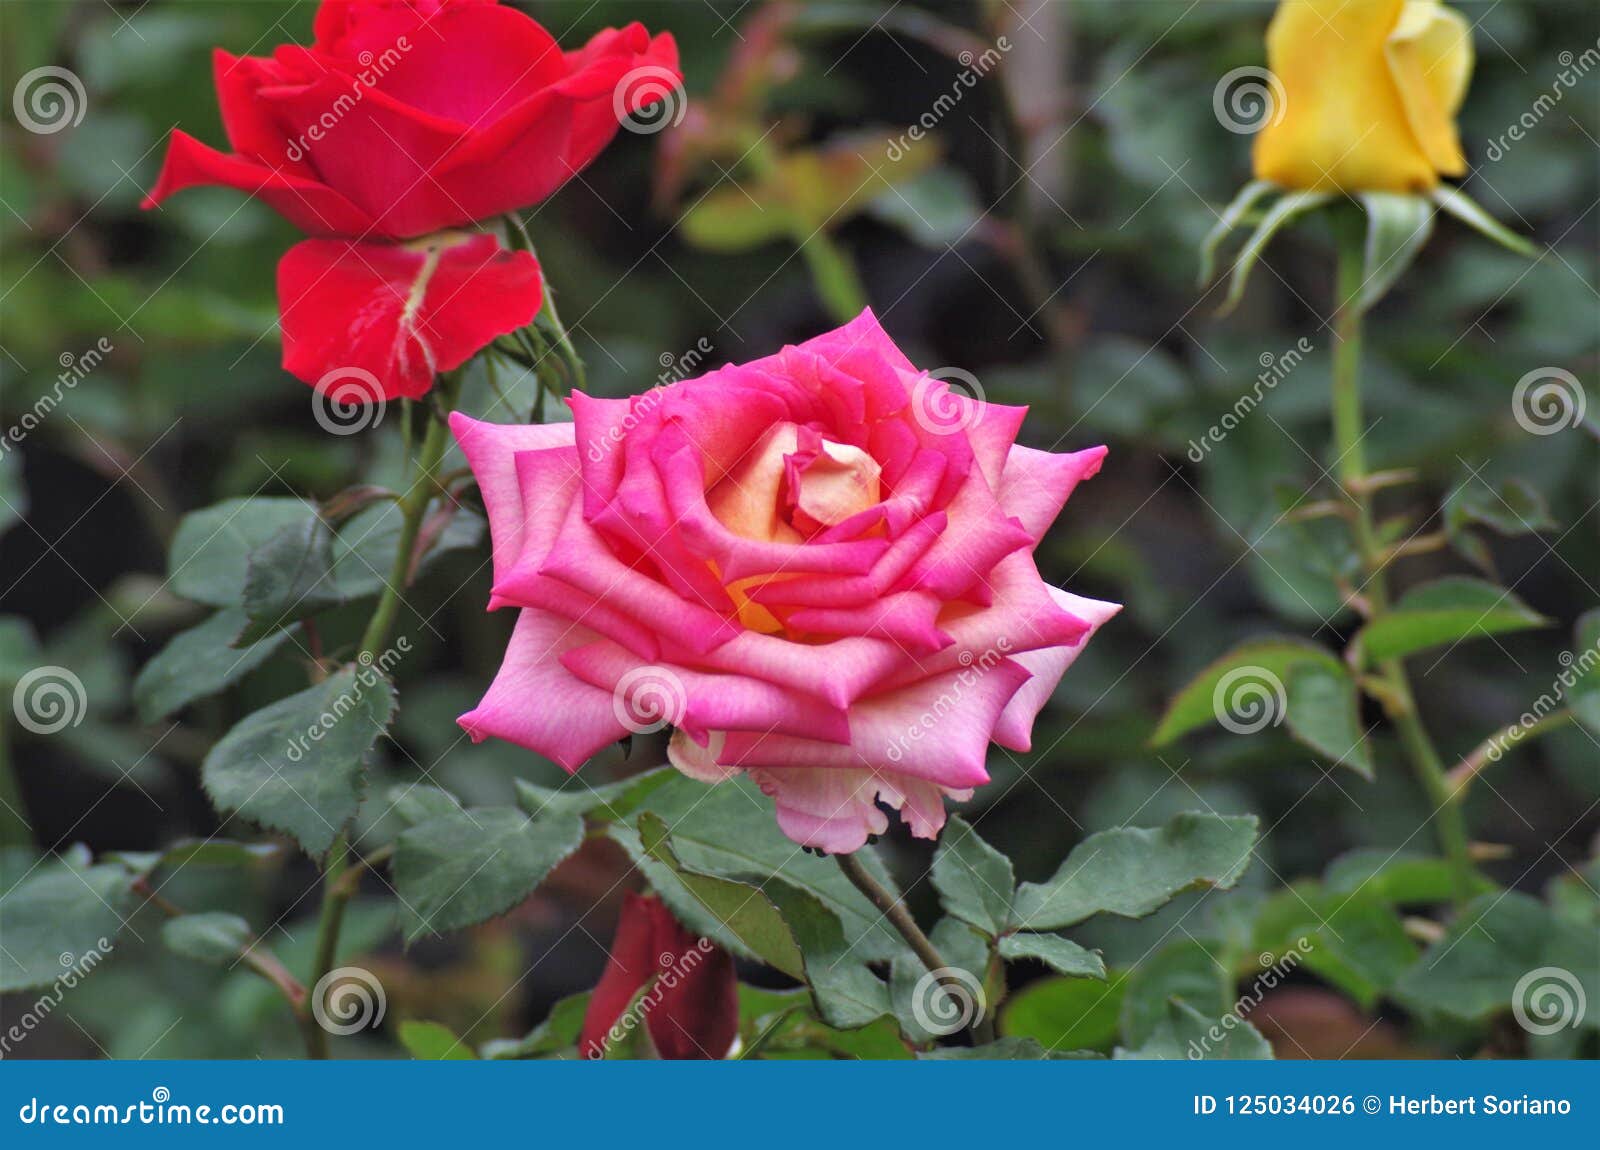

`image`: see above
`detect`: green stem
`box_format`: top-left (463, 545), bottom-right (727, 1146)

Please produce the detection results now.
top-left (1448, 710), bottom-right (1575, 797)
top-left (834, 852), bottom-right (992, 1045)
top-left (307, 372), bottom-right (460, 1058)
top-left (1331, 222), bottom-right (1474, 912)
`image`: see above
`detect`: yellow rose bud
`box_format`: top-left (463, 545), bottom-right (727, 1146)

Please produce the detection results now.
top-left (1253, 0), bottom-right (1474, 193)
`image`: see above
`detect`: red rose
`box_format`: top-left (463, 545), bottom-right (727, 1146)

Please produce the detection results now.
top-left (579, 893), bottom-right (738, 1060)
top-left (144, 0), bottom-right (680, 239)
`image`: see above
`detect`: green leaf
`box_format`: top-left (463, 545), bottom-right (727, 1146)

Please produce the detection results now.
top-left (161, 912), bottom-right (253, 965)
top-left (1355, 191), bottom-right (1434, 313)
top-left (1283, 661), bottom-right (1374, 778)
top-left (168, 498), bottom-right (315, 607)
top-left (237, 515), bottom-right (344, 643)
top-left (132, 608), bottom-right (293, 723)
top-left (1220, 190), bottom-right (1333, 314)
top-left (866, 166), bottom-right (982, 248)
top-left (1011, 812), bottom-right (1259, 931)
top-left (1199, 179), bottom-right (1278, 286)
top-left (930, 815), bottom-right (1014, 937)
top-left (1120, 939), bottom-right (1228, 1046)
top-left (386, 783), bottom-right (464, 828)
top-left (1445, 476), bottom-right (1557, 539)
top-left (919, 1036), bottom-right (1054, 1060)
top-left (514, 767), bottom-right (674, 824)
top-left (998, 932), bottom-right (1105, 979)
top-left (394, 806), bottom-right (585, 942)
top-left (481, 990), bottom-right (591, 1059)
top-left (1001, 973), bottom-right (1125, 1053)
top-left (613, 774), bottom-right (905, 961)
top-left (330, 501), bottom-right (484, 599)
top-left (1433, 184), bottom-right (1536, 257)
top-left (1323, 849), bottom-right (1495, 905)
top-left (0, 858), bottom-right (138, 991)
top-left (1117, 998), bottom-right (1272, 1060)
top-left (1354, 576), bottom-right (1550, 663)
top-left (1394, 893), bottom-right (1598, 1028)
top-left (890, 917), bottom-right (990, 1045)
top-left (201, 664), bottom-right (396, 856)
top-left (399, 1020), bottom-right (476, 1060)
top-left (1253, 882), bottom-right (1417, 1009)
top-left (1152, 636), bottom-right (1340, 745)
top-left (635, 812), bottom-right (805, 979)
top-left (1570, 610), bottom-right (1600, 737)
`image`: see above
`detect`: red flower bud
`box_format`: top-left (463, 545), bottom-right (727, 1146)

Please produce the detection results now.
top-left (579, 893), bottom-right (737, 1060)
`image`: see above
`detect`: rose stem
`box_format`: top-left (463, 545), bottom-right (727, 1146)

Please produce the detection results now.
top-left (306, 371), bottom-right (461, 1059)
top-left (833, 851), bottom-right (994, 1044)
top-left (1330, 216), bottom-right (1474, 912)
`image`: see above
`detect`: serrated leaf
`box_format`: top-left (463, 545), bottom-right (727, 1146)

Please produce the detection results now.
top-left (1221, 190), bottom-right (1333, 314)
top-left (998, 932), bottom-right (1105, 979)
top-left (394, 806), bottom-right (584, 942)
top-left (132, 608), bottom-right (293, 723)
top-left (1433, 184), bottom-right (1536, 257)
top-left (1283, 661), bottom-right (1375, 778)
top-left (237, 515), bottom-right (344, 643)
top-left (1120, 939), bottom-right (1228, 1047)
top-left (1152, 637), bottom-right (1340, 745)
top-left (0, 859), bottom-right (138, 991)
top-left (1355, 191), bottom-right (1434, 313)
top-left (201, 664), bottom-right (396, 856)
top-left (1394, 892), bottom-right (1597, 1028)
top-left (1199, 179), bottom-right (1278, 286)
top-left (1116, 998), bottom-right (1272, 1060)
top-left (1011, 813), bottom-right (1259, 931)
top-left (1445, 476), bottom-right (1556, 539)
top-left (514, 767), bottom-right (673, 824)
top-left (890, 917), bottom-right (990, 1045)
top-left (330, 502), bottom-right (484, 599)
top-left (931, 815), bottom-right (1014, 937)
top-left (1354, 576), bottom-right (1550, 663)
top-left (399, 1020), bottom-right (475, 1060)
top-left (635, 812), bottom-right (805, 979)
top-left (161, 912), bottom-right (252, 965)
top-left (169, 497), bottom-right (315, 607)
top-left (386, 783), bottom-right (463, 828)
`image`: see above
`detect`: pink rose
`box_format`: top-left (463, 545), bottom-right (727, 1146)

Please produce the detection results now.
top-left (451, 311), bottom-right (1118, 853)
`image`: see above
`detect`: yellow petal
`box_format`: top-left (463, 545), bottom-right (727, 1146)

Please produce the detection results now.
top-left (1252, 0), bottom-right (1439, 193)
top-left (1385, 0), bottom-right (1473, 175)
